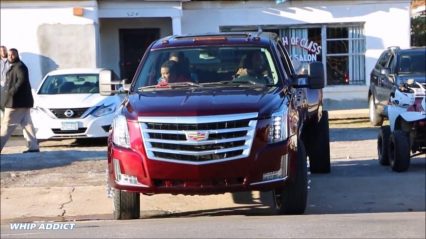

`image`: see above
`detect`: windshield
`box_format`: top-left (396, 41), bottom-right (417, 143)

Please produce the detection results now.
top-left (38, 74), bottom-right (99, 94)
top-left (397, 51), bottom-right (426, 75)
top-left (133, 46), bottom-right (281, 90)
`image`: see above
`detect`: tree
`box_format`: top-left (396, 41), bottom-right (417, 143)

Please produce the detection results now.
top-left (411, 14), bottom-right (426, 46)
top-left (411, 0), bottom-right (426, 46)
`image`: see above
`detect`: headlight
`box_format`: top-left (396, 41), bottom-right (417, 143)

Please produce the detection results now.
top-left (112, 115), bottom-right (130, 148)
top-left (31, 106), bottom-right (55, 119)
top-left (92, 104), bottom-right (116, 117)
top-left (268, 107), bottom-right (288, 143)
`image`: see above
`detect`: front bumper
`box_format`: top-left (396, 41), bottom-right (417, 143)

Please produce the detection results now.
top-left (108, 137), bottom-right (296, 195)
top-left (31, 109), bottom-right (113, 139)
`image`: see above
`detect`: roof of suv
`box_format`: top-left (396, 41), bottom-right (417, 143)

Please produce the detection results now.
top-left (151, 32), bottom-right (279, 50)
top-left (388, 46), bottom-right (426, 54)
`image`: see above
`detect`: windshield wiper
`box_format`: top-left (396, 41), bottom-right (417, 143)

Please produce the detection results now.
top-left (138, 82), bottom-right (200, 91)
top-left (137, 85), bottom-right (158, 91)
top-left (231, 80), bottom-right (260, 85)
top-left (230, 80), bottom-right (273, 87)
top-left (168, 82), bottom-right (201, 88)
top-left (199, 81), bottom-right (230, 86)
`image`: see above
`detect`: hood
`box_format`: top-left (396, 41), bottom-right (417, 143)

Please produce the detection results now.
top-left (124, 87), bottom-right (285, 120)
top-left (34, 93), bottom-right (113, 109)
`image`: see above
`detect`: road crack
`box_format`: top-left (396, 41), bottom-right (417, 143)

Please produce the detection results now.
top-left (59, 187), bottom-right (75, 219)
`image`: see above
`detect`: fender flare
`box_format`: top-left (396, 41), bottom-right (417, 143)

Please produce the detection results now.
top-left (400, 111), bottom-right (426, 122)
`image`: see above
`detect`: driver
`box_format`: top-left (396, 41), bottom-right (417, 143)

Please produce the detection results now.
top-left (235, 51), bottom-right (270, 84)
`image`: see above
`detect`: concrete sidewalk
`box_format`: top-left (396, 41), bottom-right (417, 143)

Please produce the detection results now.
top-left (0, 186), bottom-right (273, 223)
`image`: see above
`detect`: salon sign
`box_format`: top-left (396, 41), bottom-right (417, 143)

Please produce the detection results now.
top-left (282, 36), bottom-right (322, 62)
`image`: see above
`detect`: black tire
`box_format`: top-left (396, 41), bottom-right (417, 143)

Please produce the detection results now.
top-left (113, 189), bottom-right (140, 220)
top-left (273, 140), bottom-right (308, 215)
top-left (389, 130), bottom-right (410, 172)
top-left (306, 111), bottom-right (331, 174)
top-left (369, 95), bottom-right (383, 126)
top-left (377, 125), bottom-right (391, 166)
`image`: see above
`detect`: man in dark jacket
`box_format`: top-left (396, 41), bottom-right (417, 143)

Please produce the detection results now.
top-left (0, 48), bottom-right (39, 153)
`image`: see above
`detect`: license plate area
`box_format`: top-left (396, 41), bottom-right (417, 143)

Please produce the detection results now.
top-left (61, 122), bottom-right (79, 131)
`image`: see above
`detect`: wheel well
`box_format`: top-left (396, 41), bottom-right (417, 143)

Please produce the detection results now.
top-left (300, 123), bottom-right (310, 148)
top-left (394, 116), bottom-right (410, 133)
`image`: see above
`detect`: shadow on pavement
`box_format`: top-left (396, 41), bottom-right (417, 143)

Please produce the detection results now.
top-left (143, 205), bottom-right (276, 219)
top-left (138, 158), bottom-right (425, 219)
top-left (36, 138), bottom-right (108, 148)
top-left (306, 158), bottom-right (425, 215)
top-left (0, 149), bottom-right (106, 172)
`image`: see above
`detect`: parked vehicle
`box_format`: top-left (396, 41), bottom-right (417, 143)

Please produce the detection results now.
top-left (100, 32), bottom-right (331, 219)
top-left (368, 46), bottom-right (426, 126)
top-left (377, 79), bottom-right (426, 172)
top-left (31, 68), bottom-right (122, 140)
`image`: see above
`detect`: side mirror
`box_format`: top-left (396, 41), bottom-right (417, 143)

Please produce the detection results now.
top-left (99, 69), bottom-right (114, 96)
top-left (380, 68), bottom-right (390, 75)
top-left (293, 62), bottom-right (324, 89)
top-left (99, 69), bottom-right (123, 96)
top-left (122, 79), bottom-right (131, 92)
top-left (306, 62), bottom-right (324, 89)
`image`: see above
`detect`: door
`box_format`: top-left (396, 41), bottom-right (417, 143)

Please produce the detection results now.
top-left (119, 29), bottom-right (160, 81)
top-left (376, 52), bottom-right (394, 107)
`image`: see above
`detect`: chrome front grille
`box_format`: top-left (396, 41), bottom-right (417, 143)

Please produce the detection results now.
top-left (139, 113), bottom-right (258, 165)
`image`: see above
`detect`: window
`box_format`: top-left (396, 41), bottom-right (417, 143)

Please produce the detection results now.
top-left (375, 51), bottom-right (391, 70)
top-left (326, 25), bottom-right (365, 85)
top-left (280, 27), bottom-right (322, 64)
top-left (133, 46), bottom-right (282, 90)
top-left (220, 23), bottom-right (366, 86)
top-left (38, 74), bottom-right (99, 94)
top-left (398, 51), bottom-right (426, 75)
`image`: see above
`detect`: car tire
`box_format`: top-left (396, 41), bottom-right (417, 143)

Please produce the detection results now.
top-left (369, 95), bottom-right (384, 126)
top-left (389, 130), bottom-right (410, 172)
top-left (273, 140), bottom-right (307, 215)
top-left (306, 111), bottom-right (331, 174)
top-left (113, 189), bottom-right (140, 220)
top-left (377, 125), bottom-right (391, 166)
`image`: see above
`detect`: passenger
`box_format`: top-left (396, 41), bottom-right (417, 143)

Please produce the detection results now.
top-left (169, 52), bottom-right (193, 82)
top-left (157, 60), bottom-right (178, 87)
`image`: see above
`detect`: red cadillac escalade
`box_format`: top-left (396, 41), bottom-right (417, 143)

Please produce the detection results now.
top-left (99, 32), bottom-right (330, 219)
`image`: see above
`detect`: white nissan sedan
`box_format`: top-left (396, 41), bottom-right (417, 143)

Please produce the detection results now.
top-left (31, 68), bottom-right (123, 140)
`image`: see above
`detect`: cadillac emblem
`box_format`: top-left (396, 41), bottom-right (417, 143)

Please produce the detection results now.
top-left (185, 131), bottom-right (209, 141)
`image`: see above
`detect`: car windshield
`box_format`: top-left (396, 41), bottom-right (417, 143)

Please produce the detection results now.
top-left (133, 46), bottom-right (281, 91)
top-left (397, 51), bottom-right (426, 75)
top-left (38, 74), bottom-right (99, 94)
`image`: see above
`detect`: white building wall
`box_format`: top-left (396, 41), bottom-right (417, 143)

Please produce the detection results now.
top-left (0, 0), bottom-right (412, 105)
top-left (99, 18), bottom-right (172, 75)
top-left (181, 0), bottom-right (411, 102)
top-left (97, 0), bottom-right (183, 34)
top-left (0, 1), bottom-right (98, 88)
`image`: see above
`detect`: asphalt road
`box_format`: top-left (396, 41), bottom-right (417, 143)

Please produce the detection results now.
top-left (1, 120), bottom-right (425, 238)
